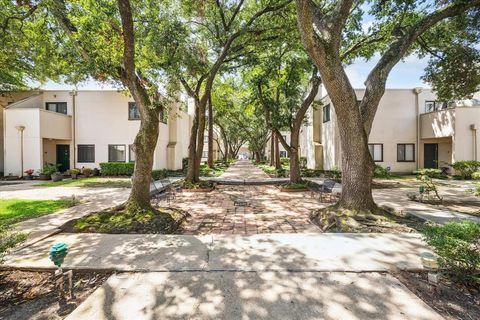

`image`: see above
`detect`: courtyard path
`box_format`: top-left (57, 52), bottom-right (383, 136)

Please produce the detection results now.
top-left (218, 160), bottom-right (271, 181)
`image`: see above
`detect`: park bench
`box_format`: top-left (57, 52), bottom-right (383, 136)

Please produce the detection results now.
top-left (310, 179), bottom-right (337, 203)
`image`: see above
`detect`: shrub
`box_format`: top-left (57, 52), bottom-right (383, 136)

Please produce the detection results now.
top-left (69, 168), bottom-right (81, 175)
top-left (472, 171), bottom-right (480, 180)
top-left (182, 157), bottom-right (189, 171)
top-left (83, 167), bottom-right (93, 177)
top-left (39, 164), bottom-right (59, 175)
top-left (151, 169), bottom-right (167, 180)
top-left (374, 164), bottom-right (391, 179)
top-left (280, 157), bottom-right (290, 166)
top-left (415, 168), bottom-right (443, 201)
top-left (325, 166), bottom-right (341, 181)
top-left (99, 162), bottom-right (135, 176)
top-left (282, 182), bottom-right (309, 189)
top-left (451, 160), bottom-right (480, 179)
top-left (301, 168), bottom-right (323, 177)
top-left (299, 157), bottom-right (307, 169)
top-left (422, 221), bottom-right (480, 283)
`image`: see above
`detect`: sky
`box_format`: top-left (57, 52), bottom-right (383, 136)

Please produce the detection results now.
top-left (38, 55), bottom-right (430, 91)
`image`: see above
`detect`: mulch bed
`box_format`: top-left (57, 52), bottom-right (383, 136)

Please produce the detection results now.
top-left (395, 271), bottom-right (480, 320)
top-left (0, 270), bottom-right (111, 320)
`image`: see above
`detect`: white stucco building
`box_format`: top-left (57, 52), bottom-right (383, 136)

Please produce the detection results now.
top-left (302, 88), bottom-right (480, 173)
top-left (1, 90), bottom-right (193, 176)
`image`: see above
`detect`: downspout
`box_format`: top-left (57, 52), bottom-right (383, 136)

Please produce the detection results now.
top-left (70, 90), bottom-right (77, 169)
top-left (413, 87), bottom-right (423, 170)
top-left (15, 126), bottom-right (25, 177)
top-left (471, 124), bottom-right (478, 161)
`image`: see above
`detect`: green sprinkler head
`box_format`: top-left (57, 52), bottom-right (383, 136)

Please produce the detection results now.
top-left (49, 242), bottom-right (69, 268)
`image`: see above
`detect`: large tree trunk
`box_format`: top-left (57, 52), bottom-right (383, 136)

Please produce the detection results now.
top-left (289, 127), bottom-right (302, 183)
top-left (269, 130), bottom-right (275, 166)
top-left (186, 101), bottom-right (200, 182)
top-left (274, 134), bottom-right (281, 169)
top-left (126, 107), bottom-right (159, 212)
top-left (194, 101), bottom-right (207, 181)
top-left (207, 96), bottom-right (214, 168)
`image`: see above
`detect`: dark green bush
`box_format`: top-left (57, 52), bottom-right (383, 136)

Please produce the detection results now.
top-left (324, 166), bottom-right (341, 181)
top-left (100, 162), bottom-right (135, 176)
top-left (374, 164), bottom-right (391, 179)
top-left (182, 157), bottom-right (189, 171)
top-left (422, 221), bottom-right (480, 283)
top-left (452, 160), bottom-right (480, 179)
top-left (280, 157), bottom-right (289, 166)
top-left (299, 157), bottom-right (307, 169)
top-left (301, 168), bottom-right (324, 177)
top-left (151, 169), bottom-right (167, 180)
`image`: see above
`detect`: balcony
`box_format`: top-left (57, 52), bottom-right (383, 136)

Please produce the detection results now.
top-left (39, 109), bottom-right (72, 140)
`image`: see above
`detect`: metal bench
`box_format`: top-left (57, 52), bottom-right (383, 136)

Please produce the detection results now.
top-left (311, 179), bottom-right (337, 203)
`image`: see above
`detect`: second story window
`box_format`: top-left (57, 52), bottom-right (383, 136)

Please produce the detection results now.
top-left (425, 101), bottom-right (448, 113)
top-left (323, 104), bottom-right (331, 122)
top-left (46, 102), bottom-right (67, 115)
top-left (128, 102), bottom-right (140, 120)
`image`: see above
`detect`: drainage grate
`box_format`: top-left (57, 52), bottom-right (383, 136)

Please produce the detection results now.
top-left (234, 198), bottom-right (249, 207)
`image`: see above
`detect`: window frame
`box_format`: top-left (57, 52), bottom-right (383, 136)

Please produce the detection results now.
top-left (368, 143), bottom-right (384, 162)
top-left (45, 102), bottom-right (68, 115)
top-left (397, 143), bottom-right (415, 162)
top-left (129, 144), bottom-right (136, 163)
top-left (108, 144), bottom-right (126, 162)
top-left (77, 144), bottom-right (95, 163)
top-left (128, 102), bottom-right (141, 120)
top-left (323, 104), bottom-right (331, 123)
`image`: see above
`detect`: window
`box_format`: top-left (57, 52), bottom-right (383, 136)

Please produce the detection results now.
top-left (368, 144), bottom-right (383, 162)
top-left (77, 145), bottom-right (95, 163)
top-left (129, 144), bottom-right (136, 162)
top-left (204, 135), bottom-right (209, 143)
top-left (397, 144), bottom-right (415, 162)
top-left (202, 151), bottom-right (208, 158)
top-left (279, 151), bottom-right (287, 158)
top-left (323, 104), bottom-right (331, 122)
top-left (128, 102), bottom-right (140, 120)
top-left (46, 102), bottom-right (67, 114)
top-left (425, 101), bottom-right (448, 113)
top-left (108, 145), bottom-right (126, 162)
top-left (282, 135), bottom-right (287, 142)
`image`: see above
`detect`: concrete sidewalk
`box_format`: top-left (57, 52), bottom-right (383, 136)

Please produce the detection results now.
top-left (66, 271), bottom-right (442, 320)
top-left (3, 233), bottom-right (431, 272)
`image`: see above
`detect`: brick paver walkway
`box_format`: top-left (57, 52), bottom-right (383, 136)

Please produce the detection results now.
top-left (219, 160), bottom-right (270, 181)
top-left (159, 185), bottom-right (323, 234)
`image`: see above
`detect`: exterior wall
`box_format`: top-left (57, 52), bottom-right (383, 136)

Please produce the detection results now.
top-left (453, 107), bottom-right (480, 162)
top-left (366, 89), bottom-right (418, 173)
top-left (303, 88), bottom-right (480, 173)
top-left (3, 108), bottom-right (42, 176)
top-left (0, 91), bottom-right (40, 174)
top-left (320, 95), bottom-right (342, 171)
top-left (3, 90), bottom-right (193, 175)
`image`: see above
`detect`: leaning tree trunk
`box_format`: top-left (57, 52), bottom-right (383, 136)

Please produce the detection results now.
top-left (194, 101), bottom-right (207, 181)
top-left (207, 96), bottom-right (214, 168)
top-left (274, 134), bottom-right (281, 169)
top-left (186, 102), bottom-right (200, 183)
top-left (270, 130), bottom-right (275, 166)
top-left (289, 128), bottom-right (302, 183)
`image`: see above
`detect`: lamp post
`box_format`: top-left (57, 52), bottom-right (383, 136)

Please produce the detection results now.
top-left (15, 126), bottom-right (25, 178)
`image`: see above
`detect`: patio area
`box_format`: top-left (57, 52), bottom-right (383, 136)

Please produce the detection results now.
top-left (157, 185), bottom-right (323, 235)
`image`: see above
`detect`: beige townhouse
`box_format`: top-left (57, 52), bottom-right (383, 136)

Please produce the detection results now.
top-left (1, 90), bottom-right (193, 177)
top-left (303, 88), bottom-right (480, 173)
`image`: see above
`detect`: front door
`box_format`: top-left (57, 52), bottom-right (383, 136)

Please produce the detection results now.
top-left (424, 144), bottom-right (438, 168)
top-left (56, 145), bottom-right (70, 172)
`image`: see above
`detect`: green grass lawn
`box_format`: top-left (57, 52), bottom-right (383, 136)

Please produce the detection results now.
top-left (0, 199), bottom-right (73, 227)
top-left (36, 177), bottom-right (131, 188)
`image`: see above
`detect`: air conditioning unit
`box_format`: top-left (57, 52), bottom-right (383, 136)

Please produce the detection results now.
top-left (470, 124), bottom-right (477, 130)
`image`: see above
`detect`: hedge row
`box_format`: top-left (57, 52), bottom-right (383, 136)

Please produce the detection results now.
top-left (99, 162), bottom-right (135, 176)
